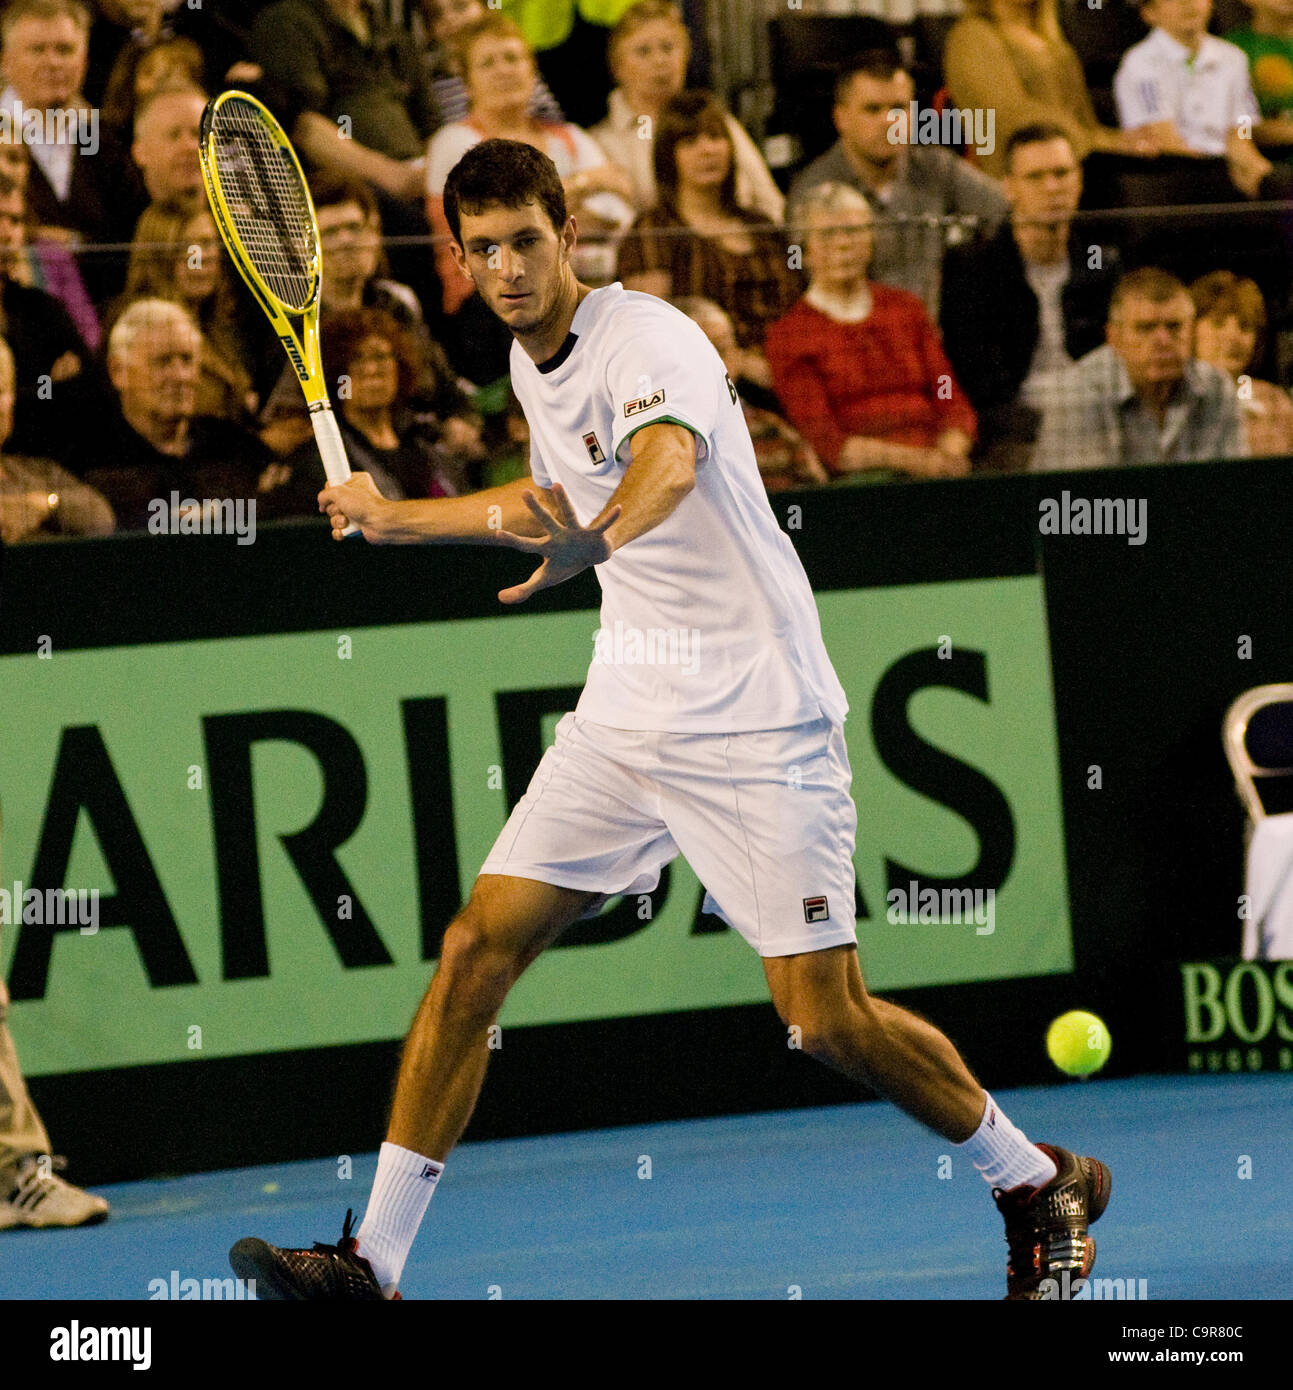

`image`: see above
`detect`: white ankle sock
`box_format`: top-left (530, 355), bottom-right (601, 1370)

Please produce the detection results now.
top-left (954, 1093), bottom-right (1058, 1191)
top-left (355, 1141), bottom-right (444, 1295)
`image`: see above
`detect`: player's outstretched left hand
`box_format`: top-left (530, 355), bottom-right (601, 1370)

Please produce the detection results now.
top-left (495, 483), bottom-right (620, 605)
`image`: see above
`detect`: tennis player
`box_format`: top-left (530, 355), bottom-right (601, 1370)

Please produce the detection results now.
top-left (228, 139), bottom-right (1110, 1301)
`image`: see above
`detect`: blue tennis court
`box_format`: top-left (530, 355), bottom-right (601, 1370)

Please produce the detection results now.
top-left (5, 1073), bottom-right (1289, 1301)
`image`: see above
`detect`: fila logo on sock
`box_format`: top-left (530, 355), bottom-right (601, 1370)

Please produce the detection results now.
top-left (988, 1106), bottom-right (997, 1128)
top-left (420, 1163), bottom-right (442, 1182)
top-left (803, 895), bottom-right (829, 923)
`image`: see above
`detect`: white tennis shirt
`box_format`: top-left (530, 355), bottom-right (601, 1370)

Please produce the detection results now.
top-left (509, 283), bottom-right (849, 733)
top-left (1114, 29), bottom-right (1259, 155)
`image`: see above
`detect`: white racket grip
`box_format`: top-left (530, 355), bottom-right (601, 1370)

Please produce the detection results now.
top-left (310, 401), bottom-right (360, 537)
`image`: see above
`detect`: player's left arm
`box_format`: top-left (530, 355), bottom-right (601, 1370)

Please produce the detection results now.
top-left (495, 422), bottom-right (696, 605)
top-left (596, 421), bottom-right (696, 554)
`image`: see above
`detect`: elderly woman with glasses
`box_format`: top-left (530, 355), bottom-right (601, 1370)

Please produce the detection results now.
top-left (765, 182), bottom-right (977, 481)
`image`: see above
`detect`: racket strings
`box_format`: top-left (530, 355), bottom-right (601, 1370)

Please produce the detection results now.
top-left (210, 99), bottom-right (316, 311)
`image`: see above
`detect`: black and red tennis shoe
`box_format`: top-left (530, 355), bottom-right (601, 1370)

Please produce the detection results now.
top-left (229, 1209), bottom-right (397, 1300)
top-left (993, 1143), bottom-right (1113, 1299)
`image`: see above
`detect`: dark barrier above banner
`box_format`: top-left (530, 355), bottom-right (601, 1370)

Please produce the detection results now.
top-left (1, 458), bottom-right (1291, 1183)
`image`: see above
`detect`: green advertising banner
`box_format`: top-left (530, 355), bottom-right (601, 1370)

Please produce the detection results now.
top-left (0, 576), bottom-right (1071, 1076)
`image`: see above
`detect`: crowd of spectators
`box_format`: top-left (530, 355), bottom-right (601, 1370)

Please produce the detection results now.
top-left (0, 0), bottom-right (1290, 545)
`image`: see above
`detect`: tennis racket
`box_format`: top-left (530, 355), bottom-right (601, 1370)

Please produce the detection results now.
top-left (198, 89), bottom-right (358, 535)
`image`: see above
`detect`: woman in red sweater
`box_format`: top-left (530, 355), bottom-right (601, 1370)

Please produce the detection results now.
top-left (765, 183), bottom-right (976, 481)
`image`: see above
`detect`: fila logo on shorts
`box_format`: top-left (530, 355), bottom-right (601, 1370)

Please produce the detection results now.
top-left (582, 431), bottom-right (606, 465)
top-left (803, 896), bottom-right (829, 923)
top-left (624, 388), bottom-right (666, 417)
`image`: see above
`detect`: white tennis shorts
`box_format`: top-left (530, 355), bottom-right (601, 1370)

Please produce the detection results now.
top-left (479, 712), bottom-right (859, 957)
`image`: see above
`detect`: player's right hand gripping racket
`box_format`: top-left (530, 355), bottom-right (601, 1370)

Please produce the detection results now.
top-left (198, 89), bottom-right (358, 535)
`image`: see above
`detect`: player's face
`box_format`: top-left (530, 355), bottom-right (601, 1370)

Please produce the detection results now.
top-left (1194, 311), bottom-right (1257, 378)
top-left (1, 16), bottom-right (87, 109)
top-left (453, 200), bottom-right (575, 337)
top-left (613, 19), bottom-right (688, 106)
top-left (1005, 138), bottom-right (1081, 224)
top-left (1108, 292), bottom-right (1195, 388)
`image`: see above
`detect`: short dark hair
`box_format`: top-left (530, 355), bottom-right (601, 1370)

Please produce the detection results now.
top-left (833, 48), bottom-right (905, 108)
top-left (442, 138), bottom-right (567, 248)
top-left (1004, 122), bottom-right (1075, 170)
top-left (653, 90), bottom-right (738, 215)
top-left (1109, 266), bottom-right (1190, 319)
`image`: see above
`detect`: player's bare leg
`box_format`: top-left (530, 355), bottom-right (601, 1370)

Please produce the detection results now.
top-left (229, 873), bottom-right (597, 1299)
top-left (386, 874), bottom-right (599, 1160)
top-left (763, 944), bottom-right (1112, 1297)
top-left (763, 943), bottom-right (984, 1139)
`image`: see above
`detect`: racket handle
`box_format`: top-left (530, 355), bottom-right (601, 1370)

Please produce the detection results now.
top-left (310, 401), bottom-right (360, 538)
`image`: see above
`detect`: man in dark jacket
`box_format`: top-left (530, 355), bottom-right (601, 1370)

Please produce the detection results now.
top-left (939, 125), bottom-right (1121, 472)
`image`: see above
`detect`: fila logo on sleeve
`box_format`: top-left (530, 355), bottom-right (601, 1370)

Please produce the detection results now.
top-left (803, 896), bottom-right (829, 923)
top-left (624, 388), bottom-right (666, 417)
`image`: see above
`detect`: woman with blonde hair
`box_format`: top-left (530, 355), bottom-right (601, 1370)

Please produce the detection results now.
top-left (1191, 270), bottom-right (1293, 458)
top-left (944, 0), bottom-right (1159, 179)
top-left (590, 0), bottom-right (784, 219)
top-left (117, 200), bottom-right (257, 422)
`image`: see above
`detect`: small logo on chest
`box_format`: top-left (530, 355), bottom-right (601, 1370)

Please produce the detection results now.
top-left (582, 431), bottom-right (606, 465)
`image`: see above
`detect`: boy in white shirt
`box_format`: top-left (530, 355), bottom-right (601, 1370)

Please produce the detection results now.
top-left (1115, 0), bottom-right (1273, 194)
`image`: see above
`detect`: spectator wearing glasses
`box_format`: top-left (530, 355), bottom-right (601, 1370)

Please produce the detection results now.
top-left (260, 174), bottom-right (483, 464)
top-left (425, 13), bottom-right (635, 317)
top-left (1030, 267), bottom-right (1245, 471)
top-left (420, 0), bottom-right (565, 131)
top-left (765, 182), bottom-right (975, 483)
top-left (273, 306), bottom-right (475, 519)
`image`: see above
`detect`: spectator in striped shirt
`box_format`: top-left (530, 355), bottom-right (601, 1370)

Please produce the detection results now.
top-left (765, 182), bottom-right (975, 482)
top-left (421, 0), bottom-right (564, 132)
top-left (425, 13), bottom-right (635, 316)
top-left (616, 90), bottom-right (799, 387)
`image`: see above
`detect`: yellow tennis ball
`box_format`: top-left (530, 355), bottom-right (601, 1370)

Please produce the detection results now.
top-left (1046, 1010), bottom-right (1111, 1076)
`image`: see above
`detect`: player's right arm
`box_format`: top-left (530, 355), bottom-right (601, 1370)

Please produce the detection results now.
top-left (319, 473), bottom-right (551, 546)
